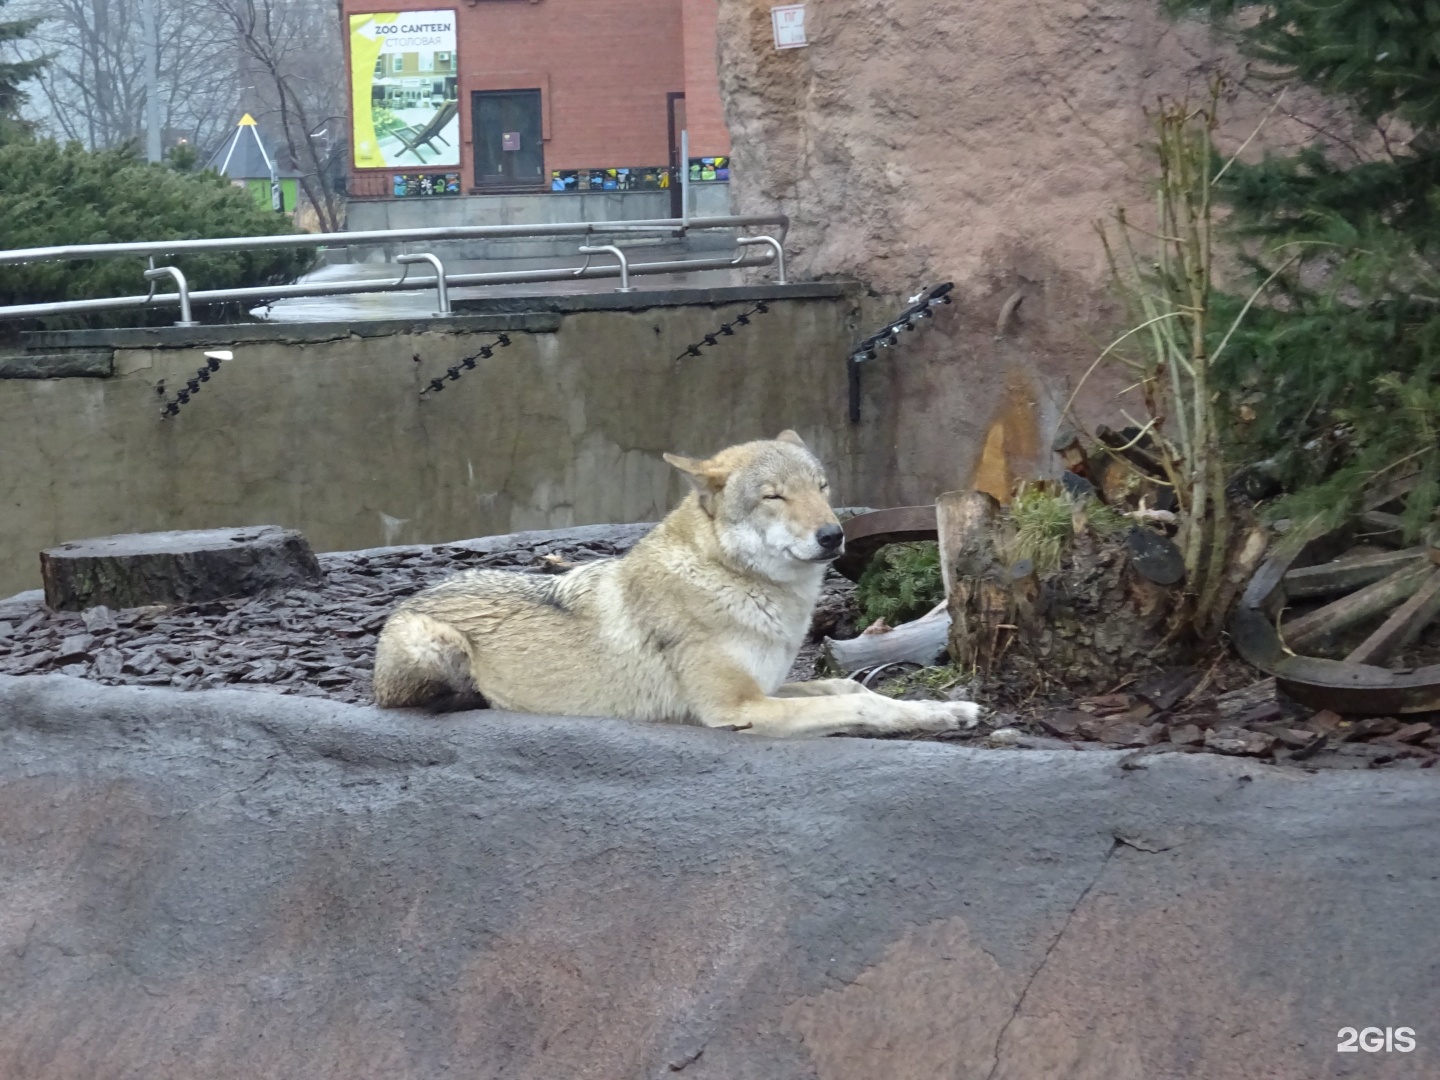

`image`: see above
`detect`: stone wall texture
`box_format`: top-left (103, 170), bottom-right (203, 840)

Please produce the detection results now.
top-left (714, 0), bottom-right (1359, 484)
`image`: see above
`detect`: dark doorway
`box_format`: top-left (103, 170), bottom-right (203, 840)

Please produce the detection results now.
top-left (667, 92), bottom-right (687, 218)
top-left (472, 89), bottom-right (544, 189)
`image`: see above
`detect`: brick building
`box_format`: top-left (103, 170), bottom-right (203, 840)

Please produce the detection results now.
top-left (343, 0), bottom-right (732, 217)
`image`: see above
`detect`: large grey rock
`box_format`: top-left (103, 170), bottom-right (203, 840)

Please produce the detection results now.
top-left (1, 673), bottom-right (1436, 1079)
top-left (39, 526), bottom-right (323, 611)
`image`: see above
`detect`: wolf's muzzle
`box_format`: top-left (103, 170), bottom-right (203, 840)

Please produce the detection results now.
top-left (815, 524), bottom-right (845, 559)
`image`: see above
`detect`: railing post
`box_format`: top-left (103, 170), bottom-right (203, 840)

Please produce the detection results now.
top-left (680, 129), bottom-right (690, 228)
top-left (735, 235), bottom-right (787, 284)
top-left (143, 265), bottom-right (196, 326)
top-left (577, 245), bottom-right (633, 292)
top-left (396, 252), bottom-right (451, 316)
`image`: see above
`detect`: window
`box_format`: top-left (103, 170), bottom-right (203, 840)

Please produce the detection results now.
top-left (374, 58), bottom-right (384, 77)
top-left (392, 55), bottom-right (405, 73)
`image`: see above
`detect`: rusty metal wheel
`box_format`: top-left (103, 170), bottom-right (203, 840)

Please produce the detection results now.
top-left (1231, 481), bottom-right (1440, 715)
top-left (834, 506), bottom-right (938, 581)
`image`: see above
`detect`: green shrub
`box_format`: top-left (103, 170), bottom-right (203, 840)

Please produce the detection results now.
top-left (0, 141), bottom-right (313, 324)
top-left (855, 542), bottom-right (945, 627)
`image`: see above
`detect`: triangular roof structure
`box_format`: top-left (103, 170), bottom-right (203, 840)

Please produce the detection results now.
top-left (206, 114), bottom-right (302, 179)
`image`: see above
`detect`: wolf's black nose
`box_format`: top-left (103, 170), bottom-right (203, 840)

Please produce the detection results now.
top-left (816, 524), bottom-right (844, 551)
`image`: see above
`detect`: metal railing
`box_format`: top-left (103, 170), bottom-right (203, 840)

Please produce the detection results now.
top-left (0, 213), bottom-right (789, 323)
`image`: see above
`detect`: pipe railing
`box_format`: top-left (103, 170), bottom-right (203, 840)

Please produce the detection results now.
top-left (0, 249), bottom-right (781, 321)
top-left (0, 213), bottom-right (787, 266)
top-left (576, 244), bottom-right (632, 293)
top-left (735, 235), bottom-right (786, 285)
top-left (0, 212), bottom-right (788, 323)
top-left (142, 265), bottom-right (196, 326)
top-left (395, 253), bottom-right (451, 316)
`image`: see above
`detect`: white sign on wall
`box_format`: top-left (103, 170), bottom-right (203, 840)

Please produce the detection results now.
top-left (771, 4), bottom-right (807, 49)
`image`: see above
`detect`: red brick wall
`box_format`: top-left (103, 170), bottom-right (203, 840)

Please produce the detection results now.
top-left (344, 0), bottom-right (731, 194)
top-left (681, 0), bottom-right (731, 157)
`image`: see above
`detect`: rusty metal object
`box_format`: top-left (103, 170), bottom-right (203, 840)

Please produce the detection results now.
top-left (1229, 517), bottom-right (1440, 716)
top-left (833, 505), bottom-right (938, 581)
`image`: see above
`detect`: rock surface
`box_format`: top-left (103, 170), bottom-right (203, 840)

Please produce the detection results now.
top-left (713, 0), bottom-right (1363, 495)
top-left (40, 526), bottom-right (322, 611)
top-left (1, 673), bottom-right (1437, 1079)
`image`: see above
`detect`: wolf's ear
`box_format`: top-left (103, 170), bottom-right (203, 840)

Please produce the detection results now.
top-left (663, 452), bottom-right (730, 493)
top-left (663, 453), bottom-right (730, 514)
top-left (775, 429), bottom-right (806, 448)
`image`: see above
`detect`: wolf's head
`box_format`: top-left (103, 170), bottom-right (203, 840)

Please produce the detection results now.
top-left (664, 430), bottom-right (843, 582)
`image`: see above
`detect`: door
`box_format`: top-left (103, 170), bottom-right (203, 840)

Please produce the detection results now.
top-left (667, 92), bottom-right (686, 217)
top-left (472, 89), bottom-right (544, 188)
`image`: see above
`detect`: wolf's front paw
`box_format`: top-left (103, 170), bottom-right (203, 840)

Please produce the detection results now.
top-left (898, 699), bottom-right (983, 733)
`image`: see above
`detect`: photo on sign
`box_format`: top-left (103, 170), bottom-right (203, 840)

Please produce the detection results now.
top-left (350, 10), bottom-right (460, 169)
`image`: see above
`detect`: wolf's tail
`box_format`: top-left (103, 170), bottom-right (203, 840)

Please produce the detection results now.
top-left (372, 609), bottom-right (481, 709)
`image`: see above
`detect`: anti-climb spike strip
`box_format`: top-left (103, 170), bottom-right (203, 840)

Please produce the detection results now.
top-left (846, 282), bottom-right (953, 424)
top-left (420, 333), bottom-right (512, 395)
top-left (160, 350), bottom-right (232, 419)
top-left (674, 301), bottom-right (769, 362)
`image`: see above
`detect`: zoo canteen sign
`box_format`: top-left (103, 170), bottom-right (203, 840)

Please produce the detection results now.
top-left (350, 10), bottom-right (460, 170)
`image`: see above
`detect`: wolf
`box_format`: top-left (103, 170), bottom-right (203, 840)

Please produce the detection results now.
top-left (372, 431), bottom-right (980, 738)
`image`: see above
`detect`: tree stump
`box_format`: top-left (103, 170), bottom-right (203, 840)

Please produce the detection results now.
top-left (938, 490), bottom-right (1009, 676)
top-left (40, 527), bottom-right (323, 611)
top-left (939, 489), bottom-right (1194, 696)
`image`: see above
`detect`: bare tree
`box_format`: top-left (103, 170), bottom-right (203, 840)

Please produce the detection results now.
top-left (207, 0), bottom-right (345, 231)
top-left (11, 0), bottom-right (241, 157)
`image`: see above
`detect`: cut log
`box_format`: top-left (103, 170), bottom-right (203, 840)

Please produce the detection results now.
top-left (938, 490), bottom-right (1008, 675)
top-left (822, 604), bottom-right (950, 673)
top-left (1282, 546), bottom-right (1427, 599)
top-left (1281, 561), bottom-right (1433, 652)
top-left (40, 527), bottom-right (323, 611)
top-left (1345, 568), bottom-right (1440, 667)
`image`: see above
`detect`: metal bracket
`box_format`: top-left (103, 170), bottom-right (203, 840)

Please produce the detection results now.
top-left (396, 252), bottom-right (451, 316)
top-left (142, 265), bottom-right (196, 327)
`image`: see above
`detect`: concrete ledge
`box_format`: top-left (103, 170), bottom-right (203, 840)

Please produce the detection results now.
top-left (1, 672), bottom-right (1436, 1078)
top-left (449, 281), bottom-right (852, 316)
top-left (0, 349), bottom-right (114, 379)
top-left (19, 311), bottom-right (562, 351)
top-left (16, 285), bottom-right (848, 350)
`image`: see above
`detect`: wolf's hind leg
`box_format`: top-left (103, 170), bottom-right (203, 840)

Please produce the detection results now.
top-left (372, 610), bottom-right (478, 708)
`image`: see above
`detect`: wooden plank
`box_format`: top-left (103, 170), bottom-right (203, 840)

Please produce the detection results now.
top-left (1282, 561), bottom-right (1434, 652)
top-left (1358, 510), bottom-right (1405, 546)
top-left (1345, 568), bottom-right (1440, 666)
top-left (1282, 546), bottom-right (1426, 599)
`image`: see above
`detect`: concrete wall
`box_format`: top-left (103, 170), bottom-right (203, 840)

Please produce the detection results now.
top-left (0, 288), bottom-right (869, 597)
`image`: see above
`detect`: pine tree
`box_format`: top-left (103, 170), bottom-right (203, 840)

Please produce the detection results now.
top-left (1166, 0), bottom-right (1440, 537)
top-left (0, 0), bottom-right (43, 144)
